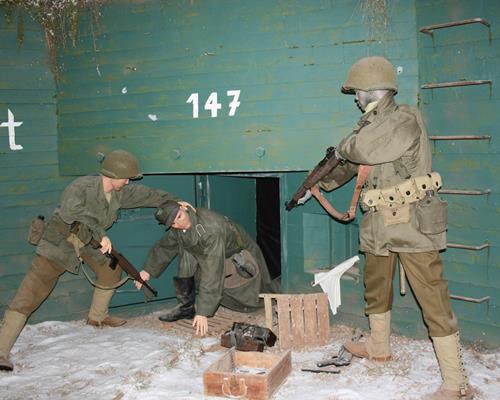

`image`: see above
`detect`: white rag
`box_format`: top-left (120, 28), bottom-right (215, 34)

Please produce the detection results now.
top-left (313, 255), bottom-right (360, 315)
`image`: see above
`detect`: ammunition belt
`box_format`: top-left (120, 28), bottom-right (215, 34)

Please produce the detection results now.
top-left (362, 172), bottom-right (442, 208)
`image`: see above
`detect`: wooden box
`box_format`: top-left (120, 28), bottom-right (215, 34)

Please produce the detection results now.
top-left (203, 349), bottom-right (292, 400)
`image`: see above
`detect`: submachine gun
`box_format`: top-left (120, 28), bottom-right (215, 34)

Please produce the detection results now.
top-left (285, 146), bottom-right (343, 211)
top-left (70, 222), bottom-right (158, 299)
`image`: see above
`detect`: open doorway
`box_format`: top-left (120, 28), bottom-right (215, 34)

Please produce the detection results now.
top-left (196, 174), bottom-right (282, 281)
top-left (256, 177), bottom-right (281, 280)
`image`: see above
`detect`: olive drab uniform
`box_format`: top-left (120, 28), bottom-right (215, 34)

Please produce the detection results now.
top-left (143, 208), bottom-right (277, 317)
top-left (327, 57), bottom-right (471, 399)
top-left (320, 91), bottom-right (457, 337)
top-left (0, 174), bottom-right (179, 371)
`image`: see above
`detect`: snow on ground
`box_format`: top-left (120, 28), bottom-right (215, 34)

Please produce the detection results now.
top-left (0, 312), bottom-right (498, 400)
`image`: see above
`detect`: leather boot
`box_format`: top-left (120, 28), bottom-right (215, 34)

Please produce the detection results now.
top-left (86, 288), bottom-right (126, 327)
top-left (159, 276), bottom-right (196, 322)
top-left (0, 310), bottom-right (27, 371)
top-left (424, 332), bottom-right (473, 400)
top-left (344, 311), bottom-right (392, 361)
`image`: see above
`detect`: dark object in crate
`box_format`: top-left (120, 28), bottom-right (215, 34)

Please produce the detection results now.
top-left (221, 322), bottom-right (277, 352)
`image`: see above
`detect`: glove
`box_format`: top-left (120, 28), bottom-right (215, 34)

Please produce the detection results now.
top-left (297, 189), bottom-right (312, 205)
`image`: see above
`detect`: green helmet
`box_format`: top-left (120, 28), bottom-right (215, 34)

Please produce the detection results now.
top-left (101, 149), bottom-right (142, 179)
top-left (342, 56), bottom-right (398, 94)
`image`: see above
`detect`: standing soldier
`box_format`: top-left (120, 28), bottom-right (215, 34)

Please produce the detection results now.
top-left (136, 201), bottom-right (279, 336)
top-left (0, 150), bottom-right (189, 372)
top-left (305, 57), bottom-right (472, 400)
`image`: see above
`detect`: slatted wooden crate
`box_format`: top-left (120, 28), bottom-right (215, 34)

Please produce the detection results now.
top-left (259, 293), bottom-right (330, 349)
top-left (204, 349), bottom-right (292, 400)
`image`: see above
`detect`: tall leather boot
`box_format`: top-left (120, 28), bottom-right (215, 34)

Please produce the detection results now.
top-left (0, 310), bottom-right (27, 371)
top-left (344, 311), bottom-right (392, 361)
top-left (86, 288), bottom-right (126, 327)
top-left (159, 277), bottom-right (196, 322)
top-left (425, 332), bottom-right (473, 400)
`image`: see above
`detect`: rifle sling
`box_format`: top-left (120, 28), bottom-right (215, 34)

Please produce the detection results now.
top-left (80, 262), bottom-right (130, 290)
top-left (316, 164), bottom-right (373, 221)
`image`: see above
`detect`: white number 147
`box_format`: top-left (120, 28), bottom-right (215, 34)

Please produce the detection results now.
top-left (186, 90), bottom-right (241, 118)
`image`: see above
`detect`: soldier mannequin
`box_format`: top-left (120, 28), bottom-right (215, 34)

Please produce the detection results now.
top-left (304, 57), bottom-right (472, 400)
top-left (0, 150), bottom-right (188, 371)
top-left (136, 201), bottom-right (278, 336)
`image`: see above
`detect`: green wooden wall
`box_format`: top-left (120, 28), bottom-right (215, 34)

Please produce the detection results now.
top-left (1, 1), bottom-right (498, 346)
top-left (56, 0), bottom-right (418, 175)
top-left (416, 0), bottom-right (499, 345)
top-left (0, 12), bottom-right (79, 322)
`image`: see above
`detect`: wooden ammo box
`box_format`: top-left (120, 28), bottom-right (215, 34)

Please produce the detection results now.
top-left (204, 349), bottom-right (292, 400)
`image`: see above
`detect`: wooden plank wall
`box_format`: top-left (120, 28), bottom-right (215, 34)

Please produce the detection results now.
top-left (417, 0), bottom-right (499, 345)
top-left (0, 10), bottom-right (91, 322)
top-left (55, 0), bottom-right (419, 175)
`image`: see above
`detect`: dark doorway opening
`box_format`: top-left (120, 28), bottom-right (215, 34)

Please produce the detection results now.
top-left (256, 177), bottom-right (281, 280)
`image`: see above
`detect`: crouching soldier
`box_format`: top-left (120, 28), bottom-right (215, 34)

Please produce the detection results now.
top-left (136, 201), bottom-right (279, 336)
top-left (0, 150), bottom-right (188, 372)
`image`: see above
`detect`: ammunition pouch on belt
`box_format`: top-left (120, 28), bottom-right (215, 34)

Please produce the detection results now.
top-left (221, 322), bottom-right (277, 352)
top-left (362, 172), bottom-right (443, 209)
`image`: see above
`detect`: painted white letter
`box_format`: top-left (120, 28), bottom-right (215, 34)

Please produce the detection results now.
top-left (0, 109), bottom-right (23, 151)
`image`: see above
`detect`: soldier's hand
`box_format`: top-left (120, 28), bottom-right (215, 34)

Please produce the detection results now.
top-left (135, 270), bottom-right (150, 290)
top-left (193, 315), bottom-right (208, 336)
top-left (178, 201), bottom-right (196, 213)
top-left (297, 189), bottom-right (312, 205)
top-left (100, 236), bottom-right (112, 254)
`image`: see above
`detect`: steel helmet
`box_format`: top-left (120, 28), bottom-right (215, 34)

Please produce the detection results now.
top-left (342, 56), bottom-right (398, 94)
top-left (100, 149), bottom-right (142, 179)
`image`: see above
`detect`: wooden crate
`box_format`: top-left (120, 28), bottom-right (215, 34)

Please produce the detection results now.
top-left (204, 349), bottom-right (292, 400)
top-left (259, 293), bottom-right (330, 349)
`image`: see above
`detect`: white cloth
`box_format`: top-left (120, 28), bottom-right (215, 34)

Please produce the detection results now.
top-left (313, 255), bottom-right (360, 315)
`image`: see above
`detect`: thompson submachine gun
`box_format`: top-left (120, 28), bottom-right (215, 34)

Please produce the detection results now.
top-left (285, 146), bottom-right (343, 211)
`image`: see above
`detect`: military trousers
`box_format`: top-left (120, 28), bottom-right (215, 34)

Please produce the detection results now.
top-left (364, 251), bottom-right (458, 337)
top-left (8, 252), bottom-right (121, 317)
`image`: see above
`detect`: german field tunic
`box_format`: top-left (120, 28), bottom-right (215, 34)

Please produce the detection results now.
top-left (143, 208), bottom-right (277, 316)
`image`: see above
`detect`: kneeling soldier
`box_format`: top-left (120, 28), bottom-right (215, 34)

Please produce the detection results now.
top-left (136, 201), bottom-right (279, 336)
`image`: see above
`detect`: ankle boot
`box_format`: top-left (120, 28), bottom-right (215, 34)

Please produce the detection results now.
top-left (87, 288), bottom-right (126, 327)
top-left (425, 332), bottom-right (473, 400)
top-left (159, 276), bottom-right (196, 322)
top-left (0, 310), bottom-right (27, 371)
top-left (344, 311), bottom-right (392, 361)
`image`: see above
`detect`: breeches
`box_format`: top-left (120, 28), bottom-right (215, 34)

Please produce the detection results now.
top-left (364, 251), bottom-right (458, 337)
top-left (9, 252), bottom-right (121, 317)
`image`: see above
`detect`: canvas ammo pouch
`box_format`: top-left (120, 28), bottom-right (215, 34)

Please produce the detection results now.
top-left (362, 172), bottom-right (444, 227)
top-left (27, 215), bottom-right (47, 245)
top-left (416, 192), bottom-right (448, 234)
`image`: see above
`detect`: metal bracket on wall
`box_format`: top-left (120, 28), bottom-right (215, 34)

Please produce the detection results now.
top-left (419, 18), bottom-right (491, 44)
top-left (450, 294), bottom-right (490, 303)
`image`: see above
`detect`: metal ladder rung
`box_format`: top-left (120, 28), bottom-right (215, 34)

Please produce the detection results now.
top-left (440, 189), bottom-right (491, 195)
top-left (419, 17), bottom-right (490, 36)
top-left (421, 80), bottom-right (491, 90)
top-left (450, 295), bottom-right (490, 303)
top-left (447, 242), bottom-right (490, 251)
top-left (429, 135), bottom-right (491, 140)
